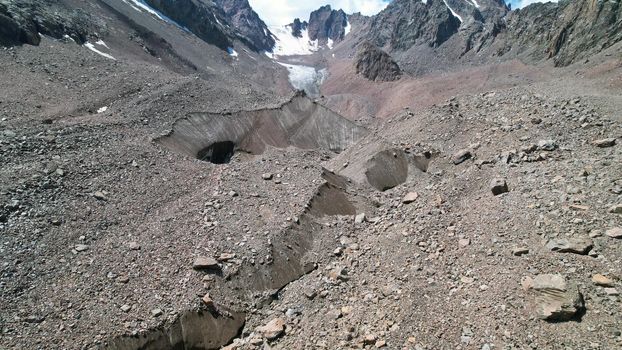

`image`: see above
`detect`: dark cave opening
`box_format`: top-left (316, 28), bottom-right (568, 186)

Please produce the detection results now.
top-left (197, 141), bottom-right (236, 164)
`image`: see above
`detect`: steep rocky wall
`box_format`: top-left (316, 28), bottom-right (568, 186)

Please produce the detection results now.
top-left (356, 0), bottom-right (621, 73)
top-left (307, 5), bottom-right (348, 44)
top-left (213, 0), bottom-right (275, 51)
top-left (144, 0), bottom-right (233, 50)
top-left (367, 0), bottom-right (462, 50)
top-left (0, 0), bottom-right (102, 46)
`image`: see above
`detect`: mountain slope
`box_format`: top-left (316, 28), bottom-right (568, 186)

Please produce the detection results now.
top-left (501, 0), bottom-right (622, 66)
top-left (213, 0), bottom-right (275, 51)
top-left (0, 0), bottom-right (103, 46)
top-left (334, 0), bottom-right (621, 75)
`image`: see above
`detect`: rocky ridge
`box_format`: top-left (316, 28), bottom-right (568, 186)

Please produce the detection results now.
top-left (501, 0), bottom-right (622, 66)
top-left (143, 0), bottom-right (249, 51)
top-left (213, 0), bottom-right (275, 52)
top-left (350, 0), bottom-right (622, 74)
top-left (307, 5), bottom-right (348, 45)
top-left (286, 5), bottom-right (348, 46)
top-left (0, 0), bottom-right (103, 46)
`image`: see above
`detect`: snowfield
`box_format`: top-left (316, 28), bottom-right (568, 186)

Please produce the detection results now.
top-left (268, 25), bottom-right (319, 57)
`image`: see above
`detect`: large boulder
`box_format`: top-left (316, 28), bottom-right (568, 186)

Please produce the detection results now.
top-left (524, 274), bottom-right (585, 322)
top-left (354, 42), bottom-right (402, 82)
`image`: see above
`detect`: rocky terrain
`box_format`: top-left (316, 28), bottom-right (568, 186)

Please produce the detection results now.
top-left (0, 0), bottom-right (621, 350)
top-left (0, 0), bottom-right (102, 46)
top-left (339, 0), bottom-right (622, 75)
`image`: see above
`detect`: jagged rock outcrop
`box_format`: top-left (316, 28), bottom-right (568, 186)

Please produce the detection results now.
top-left (366, 0), bottom-right (463, 50)
top-left (145, 0), bottom-right (277, 52)
top-left (307, 5), bottom-right (348, 44)
top-left (354, 42), bottom-right (401, 82)
top-left (359, 0), bottom-right (621, 73)
top-left (502, 0), bottom-right (622, 66)
top-left (0, 0), bottom-right (101, 46)
top-left (144, 0), bottom-right (235, 50)
top-left (213, 0), bottom-right (275, 51)
top-left (290, 18), bottom-right (308, 38)
top-left (282, 5), bottom-right (348, 48)
top-left (444, 0), bottom-right (509, 22)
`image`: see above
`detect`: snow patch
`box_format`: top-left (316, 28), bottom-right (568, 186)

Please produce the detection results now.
top-left (443, 0), bottom-right (463, 22)
top-left (97, 106), bottom-right (108, 114)
top-left (470, 0), bottom-right (480, 8)
top-left (84, 42), bottom-right (116, 60)
top-left (327, 38), bottom-right (334, 50)
top-left (344, 19), bottom-right (351, 36)
top-left (269, 25), bottom-right (319, 56)
top-left (227, 47), bottom-right (239, 58)
top-left (121, 0), bottom-right (188, 31)
top-left (95, 40), bottom-right (109, 49)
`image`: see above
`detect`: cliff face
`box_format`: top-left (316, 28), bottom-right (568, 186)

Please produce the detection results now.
top-left (366, 0), bottom-right (463, 50)
top-left (0, 0), bottom-right (272, 55)
top-left (143, 0), bottom-right (279, 52)
top-left (306, 5), bottom-right (348, 44)
top-left (290, 18), bottom-right (308, 38)
top-left (0, 0), bottom-right (102, 46)
top-left (144, 0), bottom-right (235, 50)
top-left (213, 0), bottom-right (275, 51)
top-left (359, 0), bottom-right (621, 72)
top-left (501, 0), bottom-right (622, 66)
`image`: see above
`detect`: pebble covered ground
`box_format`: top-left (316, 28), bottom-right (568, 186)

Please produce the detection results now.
top-left (1, 34), bottom-right (621, 350)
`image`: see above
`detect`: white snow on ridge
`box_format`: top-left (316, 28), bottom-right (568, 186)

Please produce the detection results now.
top-left (227, 47), bottom-right (239, 58)
top-left (443, 0), bottom-right (463, 22)
top-left (63, 34), bottom-right (76, 42)
top-left (84, 42), bottom-right (116, 60)
top-left (95, 40), bottom-right (109, 49)
top-left (120, 0), bottom-right (142, 12)
top-left (269, 25), bottom-right (319, 57)
top-left (470, 0), bottom-right (480, 8)
top-left (121, 0), bottom-right (188, 31)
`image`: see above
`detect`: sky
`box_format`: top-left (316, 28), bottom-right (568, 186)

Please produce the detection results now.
top-left (248, 0), bottom-right (557, 26)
